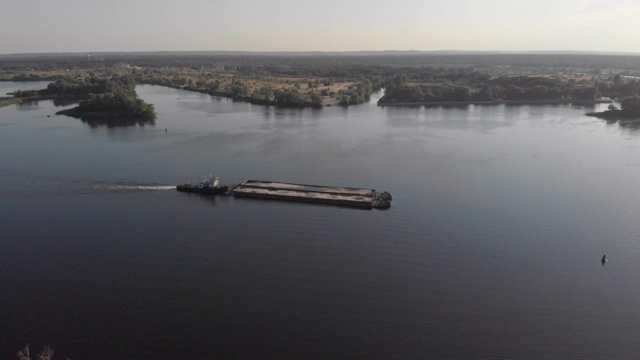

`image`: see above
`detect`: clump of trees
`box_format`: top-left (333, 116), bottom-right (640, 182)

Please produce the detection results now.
top-left (75, 90), bottom-right (156, 119)
top-left (248, 87), bottom-right (324, 108)
top-left (12, 89), bottom-right (40, 98)
top-left (596, 75), bottom-right (640, 99)
top-left (52, 76), bottom-right (156, 121)
top-left (339, 80), bottom-right (375, 106)
top-left (620, 97), bottom-right (640, 115)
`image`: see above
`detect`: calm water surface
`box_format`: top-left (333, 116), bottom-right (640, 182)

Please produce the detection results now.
top-left (2, 84), bottom-right (640, 359)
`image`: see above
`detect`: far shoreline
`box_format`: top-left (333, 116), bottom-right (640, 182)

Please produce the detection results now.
top-left (0, 80), bottom-right (617, 112)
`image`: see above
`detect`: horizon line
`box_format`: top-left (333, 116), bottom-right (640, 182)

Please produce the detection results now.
top-left (2, 49), bottom-right (640, 57)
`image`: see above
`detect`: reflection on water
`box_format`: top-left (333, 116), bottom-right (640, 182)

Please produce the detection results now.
top-left (79, 116), bottom-right (156, 128)
top-left (52, 98), bottom-right (79, 107)
top-left (612, 118), bottom-right (640, 131)
top-left (16, 100), bottom-right (41, 110)
top-left (177, 192), bottom-right (228, 207)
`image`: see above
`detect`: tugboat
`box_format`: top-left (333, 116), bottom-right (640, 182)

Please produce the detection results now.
top-left (372, 191), bottom-right (393, 209)
top-left (176, 175), bottom-right (228, 194)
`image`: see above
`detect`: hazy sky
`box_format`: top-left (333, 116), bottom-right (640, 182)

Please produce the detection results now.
top-left (1, 0), bottom-right (638, 54)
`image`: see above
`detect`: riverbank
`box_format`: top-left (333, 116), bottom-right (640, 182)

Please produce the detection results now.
top-left (0, 97), bottom-right (22, 107)
top-left (160, 83), bottom-right (328, 108)
top-left (377, 98), bottom-right (613, 107)
top-left (138, 80), bottom-right (369, 108)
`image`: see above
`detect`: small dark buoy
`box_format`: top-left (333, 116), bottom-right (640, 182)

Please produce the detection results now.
top-left (47, 115), bottom-right (50, 117)
top-left (165, 128), bottom-right (167, 133)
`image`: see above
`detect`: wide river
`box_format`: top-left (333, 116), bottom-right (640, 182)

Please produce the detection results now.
top-left (2, 82), bottom-right (640, 359)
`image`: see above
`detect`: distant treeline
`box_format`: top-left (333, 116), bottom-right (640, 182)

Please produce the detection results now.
top-left (5, 53), bottom-right (640, 74)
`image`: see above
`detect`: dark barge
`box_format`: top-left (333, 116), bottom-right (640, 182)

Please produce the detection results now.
top-left (231, 180), bottom-right (392, 209)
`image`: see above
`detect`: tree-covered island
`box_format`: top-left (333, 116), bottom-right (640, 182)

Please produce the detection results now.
top-left (51, 76), bottom-right (156, 122)
top-left (586, 97), bottom-right (640, 120)
top-left (6, 75), bottom-right (156, 125)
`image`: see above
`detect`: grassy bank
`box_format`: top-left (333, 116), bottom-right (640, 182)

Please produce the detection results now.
top-left (0, 97), bottom-right (22, 108)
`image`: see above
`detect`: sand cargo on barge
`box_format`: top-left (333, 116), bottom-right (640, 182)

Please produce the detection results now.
top-left (231, 180), bottom-right (392, 209)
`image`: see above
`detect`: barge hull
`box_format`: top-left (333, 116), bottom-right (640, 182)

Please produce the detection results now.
top-left (232, 180), bottom-right (387, 209)
top-left (176, 185), bottom-right (228, 194)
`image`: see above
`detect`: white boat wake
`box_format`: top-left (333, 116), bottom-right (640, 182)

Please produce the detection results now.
top-left (106, 185), bottom-right (176, 191)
